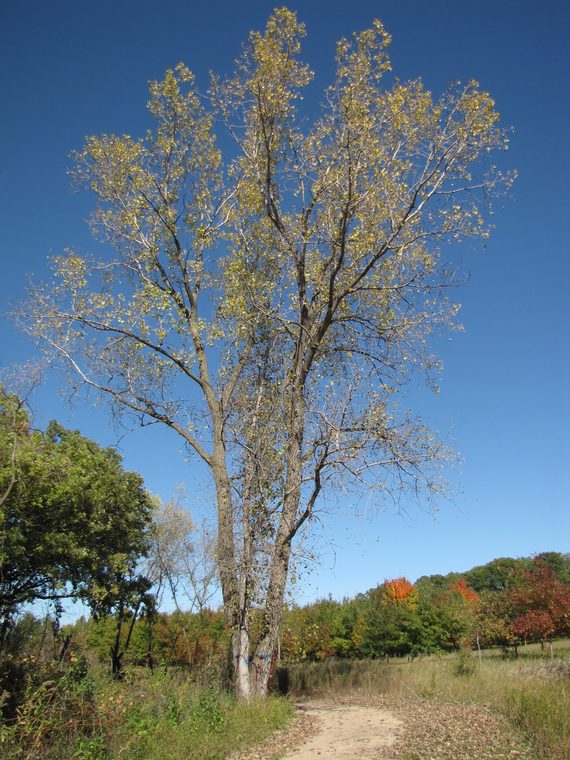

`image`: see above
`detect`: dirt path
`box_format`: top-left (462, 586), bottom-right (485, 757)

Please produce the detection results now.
top-left (235, 695), bottom-right (534, 760)
top-left (281, 701), bottom-right (403, 759)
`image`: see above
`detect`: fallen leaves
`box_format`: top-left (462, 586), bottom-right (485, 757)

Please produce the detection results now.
top-left (233, 694), bottom-right (534, 760)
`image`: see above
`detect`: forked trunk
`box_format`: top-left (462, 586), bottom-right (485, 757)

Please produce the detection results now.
top-left (238, 372), bottom-right (304, 698)
top-left (231, 628), bottom-right (277, 699)
top-left (231, 546), bottom-right (289, 699)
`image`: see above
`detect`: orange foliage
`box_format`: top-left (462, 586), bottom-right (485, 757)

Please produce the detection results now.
top-left (449, 578), bottom-right (479, 604)
top-left (385, 577), bottom-right (416, 605)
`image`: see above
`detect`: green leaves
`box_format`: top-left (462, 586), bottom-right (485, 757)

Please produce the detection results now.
top-left (0, 390), bottom-right (154, 628)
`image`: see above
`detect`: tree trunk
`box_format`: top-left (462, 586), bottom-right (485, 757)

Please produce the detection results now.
top-left (232, 627), bottom-right (252, 700)
top-left (211, 451), bottom-right (238, 625)
top-left (247, 374), bottom-right (305, 698)
top-left (111, 602), bottom-right (124, 678)
top-left (251, 637), bottom-right (275, 697)
top-left (210, 438), bottom-right (244, 696)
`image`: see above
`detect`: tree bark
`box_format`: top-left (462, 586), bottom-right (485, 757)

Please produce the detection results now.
top-left (232, 627), bottom-right (252, 700)
top-left (248, 367), bottom-right (306, 697)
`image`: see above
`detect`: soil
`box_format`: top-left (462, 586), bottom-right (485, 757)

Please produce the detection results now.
top-left (281, 701), bottom-right (403, 758)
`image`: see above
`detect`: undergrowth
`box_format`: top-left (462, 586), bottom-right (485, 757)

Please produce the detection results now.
top-left (0, 662), bottom-right (292, 760)
top-left (106, 670), bottom-right (292, 760)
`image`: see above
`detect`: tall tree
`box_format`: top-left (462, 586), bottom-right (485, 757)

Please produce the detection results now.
top-left (23, 9), bottom-right (512, 697)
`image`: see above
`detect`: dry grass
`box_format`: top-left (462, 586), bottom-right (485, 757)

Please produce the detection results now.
top-left (280, 650), bottom-right (570, 760)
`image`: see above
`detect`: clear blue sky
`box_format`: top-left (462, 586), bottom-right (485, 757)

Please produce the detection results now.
top-left (1, 0), bottom-right (569, 606)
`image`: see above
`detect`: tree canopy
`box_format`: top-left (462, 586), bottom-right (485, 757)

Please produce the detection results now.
top-left (0, 386), bottom-right (154, 643)
top-left (23, 8), bottom-right (513, 697)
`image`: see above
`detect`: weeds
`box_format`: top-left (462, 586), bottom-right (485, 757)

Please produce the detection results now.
top-left (0, 660), bottom-right (293, 760)
top-left (120, 677), bottom-right (292, 760)
top-left (0, 656), bottom-right (104, 760)
top-left (453, 647), bottom-right (477, 677)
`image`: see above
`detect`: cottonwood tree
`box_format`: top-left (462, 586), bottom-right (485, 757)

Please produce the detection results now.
top-left (23, 9), bottom-right (513, 697)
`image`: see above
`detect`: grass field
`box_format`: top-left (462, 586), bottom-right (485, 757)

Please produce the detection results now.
top-left (2, 644), bottom-right (568, 758)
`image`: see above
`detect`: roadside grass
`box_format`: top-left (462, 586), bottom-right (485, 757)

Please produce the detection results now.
top-left (281, 645), bottom-right (570, 760)
top-left (0, 663), bottom-right (293, 760)
top-left (106, 670), bottom-right (293, 760)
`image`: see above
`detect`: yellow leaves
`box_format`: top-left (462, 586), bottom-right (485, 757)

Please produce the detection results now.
top-left (70, 60), bottom-right (223, 274)
top-left (336, 17), bottom-right (391, 92)
top-left (53, 250), bottom-right (88, 289)
top-left (250, 7), bottom-right (308, 68)
top-left (174, 62), bottom-right (193, 83)
top-left (33, 9), bottom-right (513, 428)
top-left (224, 7), bottom-right (314, 146)
top-left (148, 63), bottom-right (197, 118)
top-left (459, 86), bottom-right (499, 135)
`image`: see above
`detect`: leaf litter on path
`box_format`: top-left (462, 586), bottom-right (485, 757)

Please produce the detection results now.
top-left (234, 693), bottom-right (534, 760)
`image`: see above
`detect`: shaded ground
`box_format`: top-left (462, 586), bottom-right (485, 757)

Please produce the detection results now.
top-left (235, 694), bottom-right (534, 760)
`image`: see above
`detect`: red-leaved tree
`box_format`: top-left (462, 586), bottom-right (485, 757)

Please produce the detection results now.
top-left (509, 561), bottom-right (570, 646)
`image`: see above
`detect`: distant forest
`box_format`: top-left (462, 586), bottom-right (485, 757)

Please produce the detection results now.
top-left (7, 552), bottom-right (568, 677)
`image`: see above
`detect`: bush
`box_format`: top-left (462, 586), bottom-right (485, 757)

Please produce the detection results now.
top-left (453, 647), bottom-right (477, 676)
top-left (0, 656), bottom-right (104, 760)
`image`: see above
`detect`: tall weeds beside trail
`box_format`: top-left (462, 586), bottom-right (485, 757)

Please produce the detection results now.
top-left (0, 656), bottom-right (105, 760)
top-left (503, 681), bottom-right (569, 760)
top-left (0, 661), bottom-right (293, 760)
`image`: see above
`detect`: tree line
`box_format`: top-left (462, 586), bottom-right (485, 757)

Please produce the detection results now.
top-left (85, 552), bottom-right (570, 668)
top-left (3, 382), bottom-right (568, 681)
top-left (279, 554), bottom-right (570, 661)
top-left (6, 552), bottom-right (568, 690)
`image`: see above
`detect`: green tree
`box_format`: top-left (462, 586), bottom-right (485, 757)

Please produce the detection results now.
top-left (24, 9), bottom-right (512, 697)
top-left (360, 585), bottom-right (425, 658)
top-left (329, 598), bottom-right (362, 658)
top-left (463, 557), bottom-right (524, 593)
top-left (0, 389), bottom-right (154, 648)
top-left (474, 590), bottom-right (519, 651)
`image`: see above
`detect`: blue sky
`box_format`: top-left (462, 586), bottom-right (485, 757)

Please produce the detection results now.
top-left (1, 0), bottom-right (569, 606)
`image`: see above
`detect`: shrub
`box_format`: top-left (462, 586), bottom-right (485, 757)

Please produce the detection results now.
top-left (0, 657), bottom-right (104, 760)
top-left (453, 647), bottom-right (477, 676)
